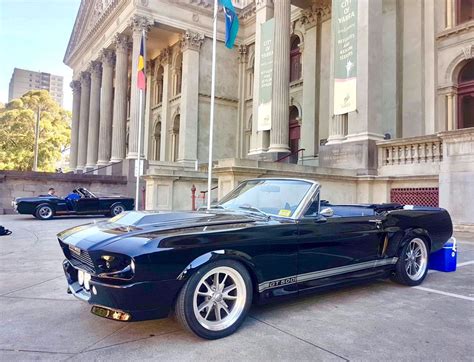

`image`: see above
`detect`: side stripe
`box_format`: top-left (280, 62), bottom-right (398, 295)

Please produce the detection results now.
top-left (258, 257), bottom-right (398, 292)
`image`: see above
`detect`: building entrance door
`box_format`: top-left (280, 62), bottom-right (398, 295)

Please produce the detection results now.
top-left (458, 60), bottom-right (474, 129)
top-left (289, 106), bottom-right (300, 164)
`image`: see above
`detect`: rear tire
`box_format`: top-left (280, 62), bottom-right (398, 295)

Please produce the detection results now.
top-left (109, 203), bottom-right (125, 217)
top-left (35, 204), bottom-right (54, 220)
top-left (391, 237), bottom-right (429, 286)
top-left (175, 260), bottom-right (252, 339)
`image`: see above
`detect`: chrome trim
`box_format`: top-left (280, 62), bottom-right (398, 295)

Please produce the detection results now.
top-left (258, 258), bottom-right (398, 292)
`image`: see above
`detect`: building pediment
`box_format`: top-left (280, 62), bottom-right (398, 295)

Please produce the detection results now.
top-left (64, 0), bottom-right (120, 65)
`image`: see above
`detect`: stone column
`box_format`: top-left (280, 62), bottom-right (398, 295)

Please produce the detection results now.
top-left (76, 72), bottom-right (91, 171)
top-left (159, 48), bottom-right (172, 161)
top-left (301, 6), bottom-right (319, 158)
top-left (127, 15), bottom-right (151, 159)
top-left (111, 34), bottom-right (130, 163)
top-left (97, 49), bottom-right (115, 166)
top-left (179, 30), bottom-right (204, 164)
top-left (249, 0), bottom-right (274, 155)
top-left (69, 80), bottom-right (81, 170)
top-left (86, 61), bottom-right (102, 170)
top-left (268, 0), bottom-right (291, 154)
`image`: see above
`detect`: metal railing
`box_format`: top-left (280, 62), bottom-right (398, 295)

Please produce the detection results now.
top-left (275, 148), bottom-right (306, 164)
top-left (81, 160), bottom-right (123, 175)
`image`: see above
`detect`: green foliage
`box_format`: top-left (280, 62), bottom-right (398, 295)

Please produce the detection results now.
top-left (0, 90), bottom-right (71, 172)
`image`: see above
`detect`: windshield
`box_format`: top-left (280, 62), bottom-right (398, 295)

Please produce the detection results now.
top-left (218, 179), bottom-right (313, 217)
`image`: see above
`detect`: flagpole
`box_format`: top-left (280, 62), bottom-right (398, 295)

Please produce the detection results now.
top-left (135, 28), bottom-right (145, 211)
top-left (207, 0), bottom-right (218, 210)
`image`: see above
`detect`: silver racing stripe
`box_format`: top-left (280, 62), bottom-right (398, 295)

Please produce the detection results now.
top-left (258, 257), bottom-right (398, 292)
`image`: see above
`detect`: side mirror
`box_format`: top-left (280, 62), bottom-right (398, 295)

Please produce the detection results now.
top-left (320, 207), bottom-right (334, 218)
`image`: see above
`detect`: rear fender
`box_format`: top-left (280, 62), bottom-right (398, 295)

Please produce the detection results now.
top-left (395, 228), bottom-right (432, 254)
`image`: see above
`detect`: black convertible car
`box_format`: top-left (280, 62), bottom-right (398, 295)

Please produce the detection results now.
top-left (58, 178), bottom-right (453, 339)
top-left (14, 187), bottom-right (134, 220)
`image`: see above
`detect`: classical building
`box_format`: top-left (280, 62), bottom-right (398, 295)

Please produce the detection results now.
top-left (8, 68), bottom-right (64, 105)
top-left (65, 0), bottom-right (474, 231)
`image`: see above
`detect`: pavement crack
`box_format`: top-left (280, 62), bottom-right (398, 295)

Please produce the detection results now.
top-left (249, 315), bottom-right (350, 361)
top-left (0, 275), bottom-right (63, 297)
top-left (0, 348), bottom-right (74, 356)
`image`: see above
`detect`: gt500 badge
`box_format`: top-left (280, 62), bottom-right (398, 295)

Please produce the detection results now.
top-left (268, 277), bottom-right (297, 288)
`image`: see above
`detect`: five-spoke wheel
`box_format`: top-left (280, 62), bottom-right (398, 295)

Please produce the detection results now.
top-left (35, 204), bottom-right (54, 220)
top-left (175, 260), bottom-right (252, 339)
top-left (392, 237), bottom-right (429, 286)
top-left (110, 203), bottom-right (125, 217)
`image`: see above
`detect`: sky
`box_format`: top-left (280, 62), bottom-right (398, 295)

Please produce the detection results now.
top-left (0, 0), bottom-right (81, 111)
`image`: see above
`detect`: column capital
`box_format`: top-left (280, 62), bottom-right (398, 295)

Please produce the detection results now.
top-left (89, 60), bottom-right (102, 78)
top-left (114, 33), bottom-right (131, 53)
top-left (80, 71), bottom-right (91, 86)
top-left (256, 0), bottom-right (273, 11)
top-left (70, 80), bottom-right (81, 94)
top-left (238, 44), bottom-right (248, 64)
top-left (180, 30), bottom-right (204, 52)
top-left (130, 14), bottom-right (152, 35)
top-left (159, 47), bottom-right (172, 65)
top-left (100, 48), bottom-right (116, 67)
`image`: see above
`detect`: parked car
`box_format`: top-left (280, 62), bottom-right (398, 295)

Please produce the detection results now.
top-left (58, 178), bottom-right (453, 339)
top-left (13, 187), bottom-right (134, 220)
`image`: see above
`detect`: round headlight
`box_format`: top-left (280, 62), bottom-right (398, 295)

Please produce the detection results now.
top-left (78, 270), bottom-right (84, 286)
top-left (84, 272), bottom-right (91, 291)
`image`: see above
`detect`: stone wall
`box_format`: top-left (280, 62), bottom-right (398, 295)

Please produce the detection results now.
top-left (0, 171), bottom-right (129, 214)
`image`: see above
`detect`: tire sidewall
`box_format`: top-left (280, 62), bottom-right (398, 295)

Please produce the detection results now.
top-left (110, 203), bottom-right (125, 217)
top-left (35, 204), bottom-right (54, 220)
top-left (395, 237), bottom-right (430, 286)
top-left (181, 259), bottom-right (253, 339)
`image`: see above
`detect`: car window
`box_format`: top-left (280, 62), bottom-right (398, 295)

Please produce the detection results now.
top-left (219, 179), bottom-right (313, 217)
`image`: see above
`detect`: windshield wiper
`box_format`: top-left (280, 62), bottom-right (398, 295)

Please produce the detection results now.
top-left (238, 205), bottom-right (268, 217)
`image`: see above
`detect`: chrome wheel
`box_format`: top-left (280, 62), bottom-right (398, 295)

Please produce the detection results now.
top-left (112, 204), bottom-right (124, 216)
top-left (38, 206), bottom-right (52, 219)
top-left (404, 238), bottom-right (428, 281)
top-left (193, 266), bottom-right (246, 331)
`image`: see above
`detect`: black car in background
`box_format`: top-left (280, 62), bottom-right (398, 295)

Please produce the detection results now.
top-left (13, 187), bottom-right (134, 220)
top-left (58, 178), bottom-right (453, 339)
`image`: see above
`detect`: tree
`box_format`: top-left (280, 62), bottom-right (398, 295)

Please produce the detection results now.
top-left (0, 90), bottom-right (71, 172)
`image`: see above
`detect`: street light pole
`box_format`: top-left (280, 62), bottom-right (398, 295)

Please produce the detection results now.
top-left (32, 105), bottom-right (40, 172)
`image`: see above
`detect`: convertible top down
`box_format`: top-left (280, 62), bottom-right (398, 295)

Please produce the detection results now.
top-left (58, 178), bottom-right (453, 339)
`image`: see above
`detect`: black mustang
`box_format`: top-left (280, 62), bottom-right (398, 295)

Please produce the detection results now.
top-left (58, 178), bottom-right (453, 339)
top-left (14, 187), bottom-right (134, 220)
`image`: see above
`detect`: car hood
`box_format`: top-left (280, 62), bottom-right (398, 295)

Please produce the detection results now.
top-left (57, 210), bottom-right (263, 251)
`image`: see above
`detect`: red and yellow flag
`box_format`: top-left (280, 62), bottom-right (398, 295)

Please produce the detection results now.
top-left (137, 35), bottom-right (146, 90)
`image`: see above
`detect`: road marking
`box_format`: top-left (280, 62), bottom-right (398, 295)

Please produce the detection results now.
top-left (413, 286), bottom-right (474, 302)
top-left (457, 260), bottom-right (474, 267)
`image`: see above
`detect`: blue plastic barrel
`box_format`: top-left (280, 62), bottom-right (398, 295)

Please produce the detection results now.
top-left (428, 237), bottom-right (457, 272)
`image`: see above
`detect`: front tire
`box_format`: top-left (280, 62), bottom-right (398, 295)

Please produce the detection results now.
top-left (175, 260), bottom-right (252, 339)
top-left (391, 237), bottom-right (429, 286)
top-left (35, 204), bottom-right (54, 220)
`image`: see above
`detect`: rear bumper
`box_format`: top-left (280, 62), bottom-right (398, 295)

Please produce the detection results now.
top-left (63, 260), bottom-right (182, 321)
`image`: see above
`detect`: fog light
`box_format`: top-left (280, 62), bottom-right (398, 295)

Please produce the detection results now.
top-left (84, 272), bottom-right (91, 291)
top-left (92, 286), bottom-right (97, 295)
top-left (78, 270), bottom-right (84, 286)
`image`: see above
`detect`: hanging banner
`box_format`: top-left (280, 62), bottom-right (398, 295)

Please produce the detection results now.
top-left (257, 18), bottom-right (274, 131)
top-left (333, 0), bottom-right (358, 115)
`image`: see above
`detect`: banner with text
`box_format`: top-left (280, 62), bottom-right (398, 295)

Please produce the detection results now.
top-left (333, 0), bottom-right (357, 115)
top-left (257, 18), bottom-right (274, 131)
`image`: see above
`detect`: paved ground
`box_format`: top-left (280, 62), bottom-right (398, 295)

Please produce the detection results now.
top-left (0, 214), bottom-right (473, 361)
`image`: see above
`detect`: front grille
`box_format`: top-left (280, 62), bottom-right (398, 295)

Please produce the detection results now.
top-left (70, 250), bottom-right (95, 274)
top-left (59, 239), bottom-right (96, 274)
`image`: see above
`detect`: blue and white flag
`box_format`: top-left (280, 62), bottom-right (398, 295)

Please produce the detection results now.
top-left (220, 0), bottom-right (239, 48)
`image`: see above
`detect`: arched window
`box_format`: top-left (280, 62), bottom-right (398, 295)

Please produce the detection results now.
top-left (290, 35), bottom-right (302, 82)
top-left (458, 60), bottom-right (474, 129)
top-left (156, 66), bottom-right (164, 104)
top-left (288, 106), bottom-right (301, 164)
top-left (457, 0), bottom-right (474, 24)
top-left (153, 120), bottom-right (161, 160)
top-left (171, 114), bottom-right (180, 162)
top-left (174, 53), bottom-right (183, 96)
